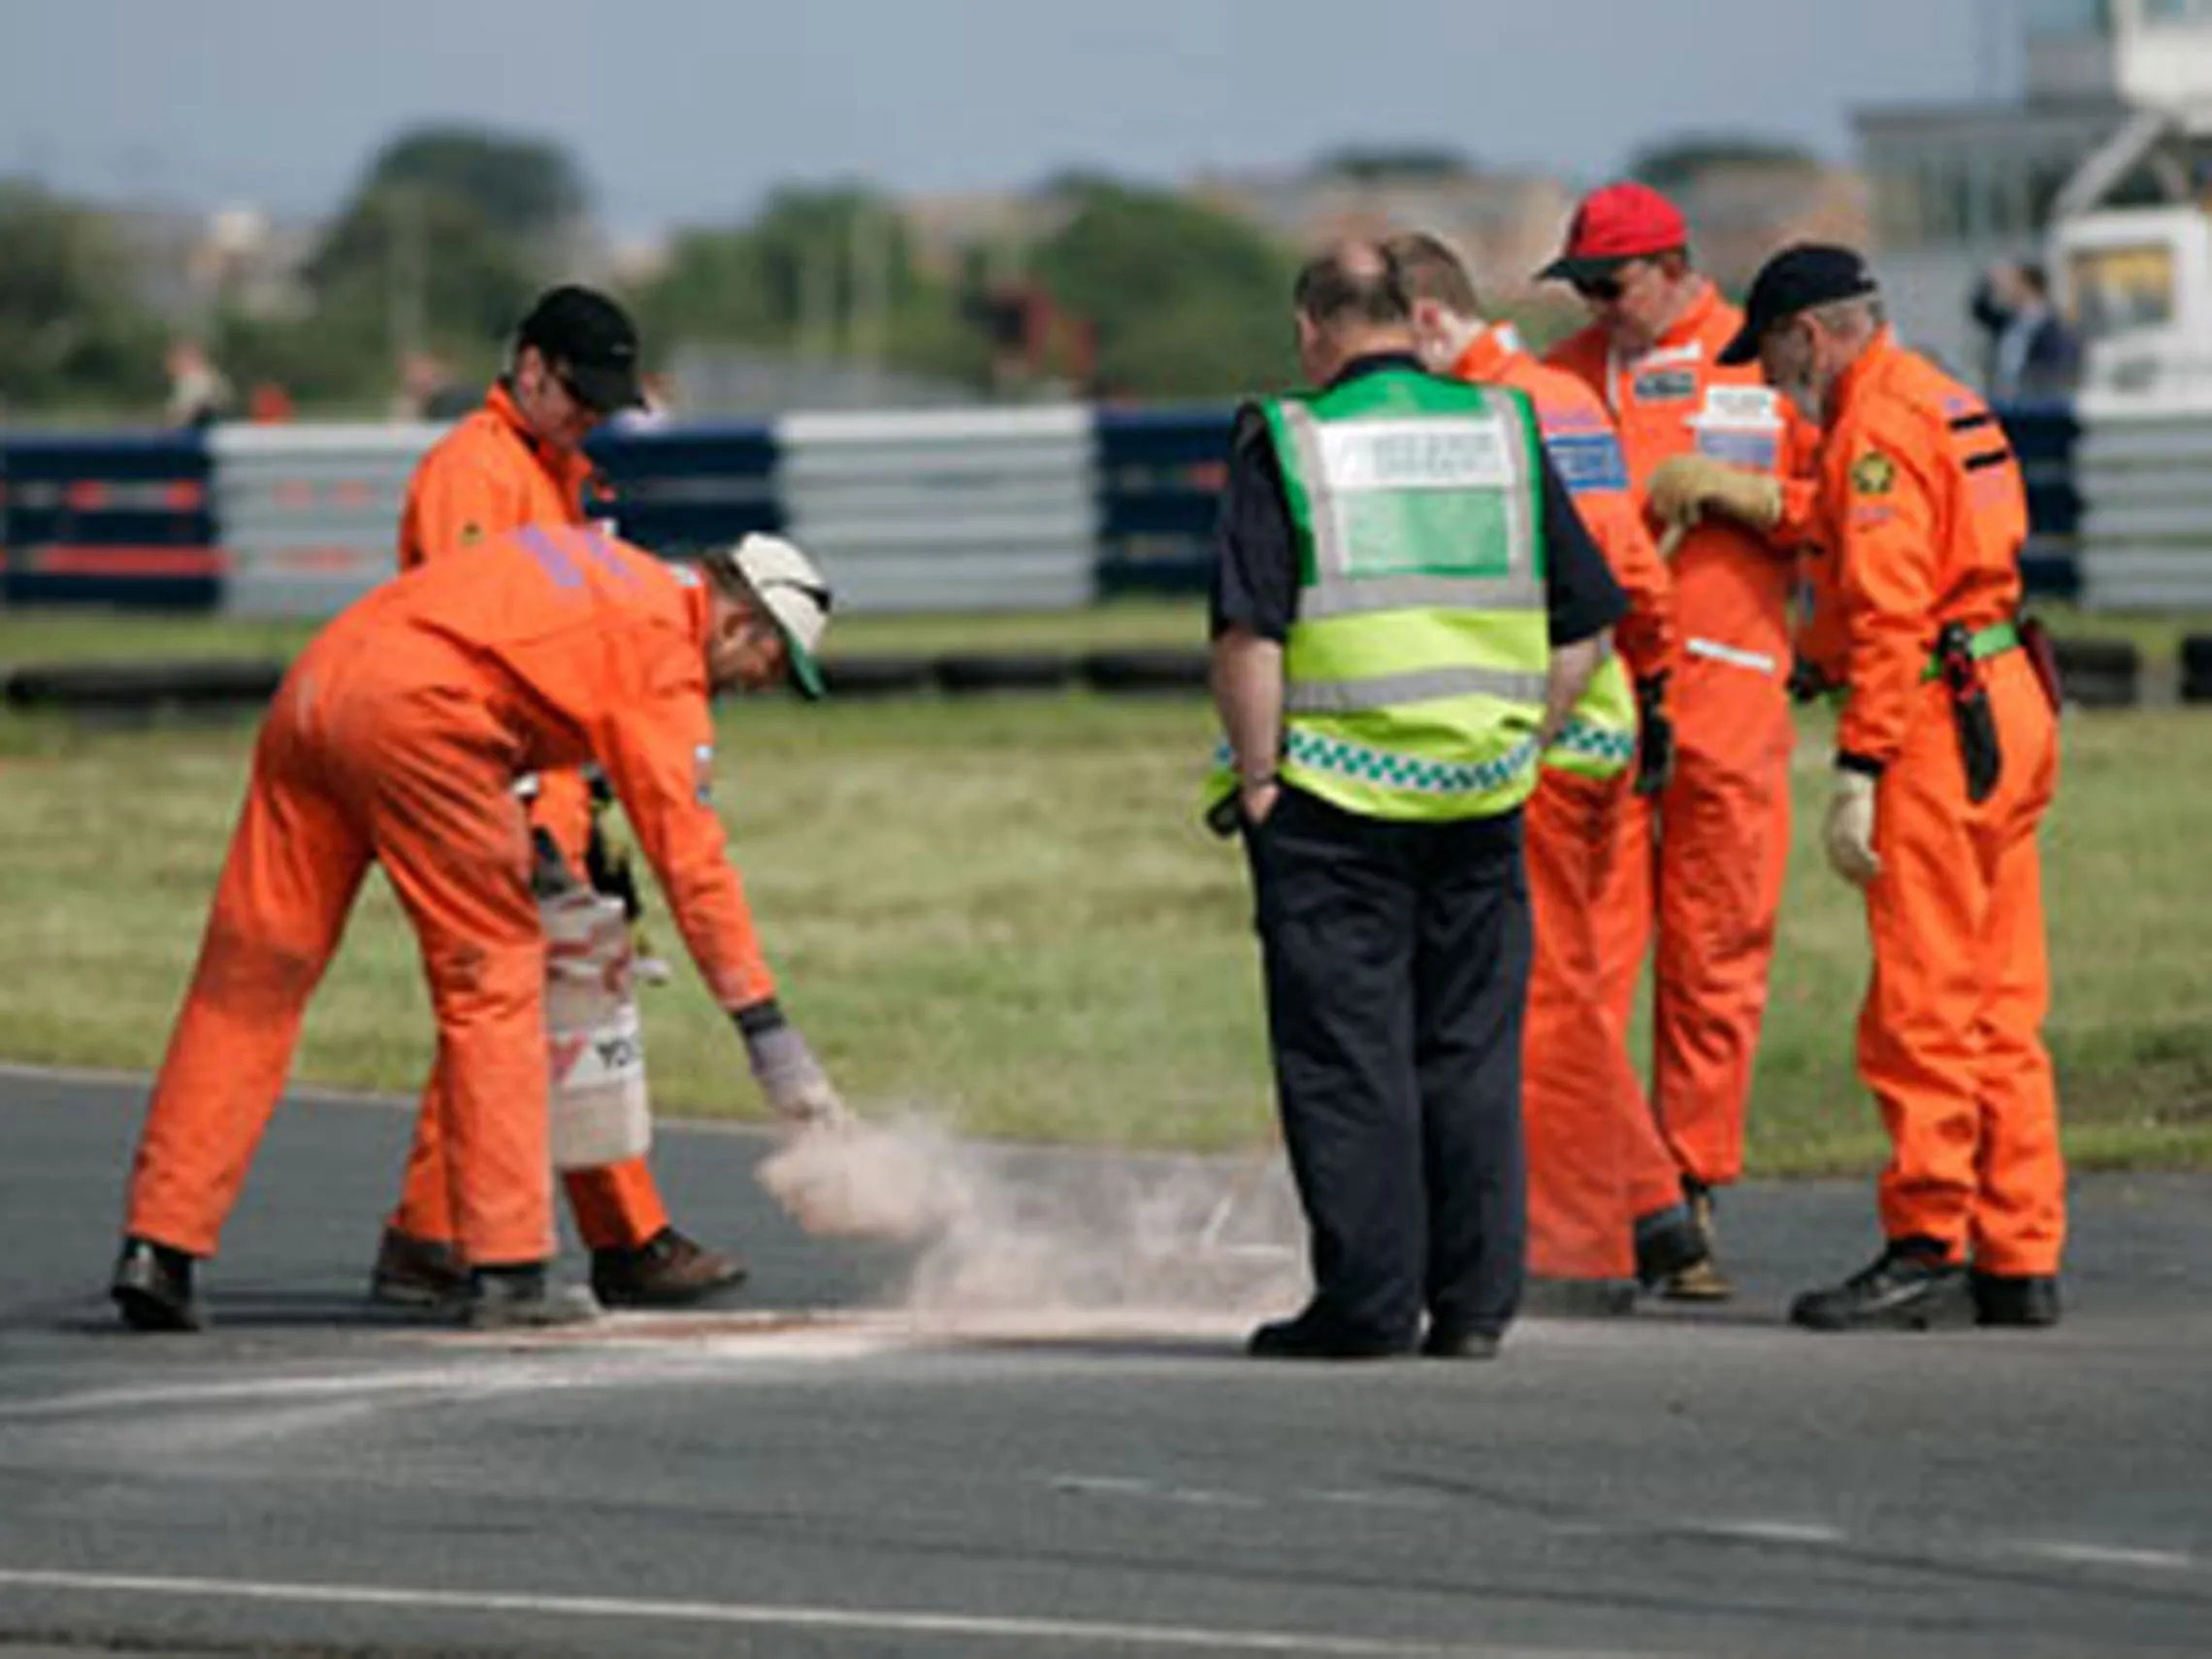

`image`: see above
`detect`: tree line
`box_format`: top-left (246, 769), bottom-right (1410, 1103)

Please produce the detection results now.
top-left (0, 125), bottom-right (1807, 419)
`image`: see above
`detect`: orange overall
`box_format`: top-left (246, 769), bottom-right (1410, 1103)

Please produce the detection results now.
top-left (1808, 333), bottom-right (2064, 1274)
top-left (392, 384), bottom-right (670, 1252)
top-left (124, 526), bottom-right (779, 1266)
top-left (1448, 327), bottom-right (1678, 1279)
top-left (1548, 286), bottom-right (1822, 1191)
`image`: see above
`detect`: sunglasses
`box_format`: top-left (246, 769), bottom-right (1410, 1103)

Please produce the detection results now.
top-left (1572, 270), bottom-right (1631, 303)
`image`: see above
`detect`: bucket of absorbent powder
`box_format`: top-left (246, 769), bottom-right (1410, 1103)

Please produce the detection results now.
top-left (540, 888), bottom-right (652, 1170)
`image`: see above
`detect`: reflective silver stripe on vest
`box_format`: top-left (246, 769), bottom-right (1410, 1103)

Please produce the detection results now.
top-left (1277, 403), bottom-right (1545, 617)
top-left (1284, 664), bottom-right (1551, 715)
top-left (1298, 572), bottom-right (1544, 621)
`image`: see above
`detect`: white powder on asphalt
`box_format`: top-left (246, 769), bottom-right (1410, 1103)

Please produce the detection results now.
top-left (756, 1111), bottom-right (1307, 1318)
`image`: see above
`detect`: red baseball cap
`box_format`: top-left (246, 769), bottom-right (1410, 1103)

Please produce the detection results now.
top-left (1538, 182), bottom-right (1689, 282)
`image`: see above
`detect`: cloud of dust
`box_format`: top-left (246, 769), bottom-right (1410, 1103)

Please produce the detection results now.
top-left (755, 1111), bottom-right (1309, 1320)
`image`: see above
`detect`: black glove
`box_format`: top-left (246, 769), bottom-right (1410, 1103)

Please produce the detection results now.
top-left (1634, 675), bottom-right (1675, 798)
top-left (1787, 657), bottom-right (1837, 705)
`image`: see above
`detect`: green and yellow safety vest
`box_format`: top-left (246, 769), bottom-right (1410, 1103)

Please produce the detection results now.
top-left (1545, 648), bottom-right (1638, 780)
top-left (1211, 368), bottom-right (1556, 821)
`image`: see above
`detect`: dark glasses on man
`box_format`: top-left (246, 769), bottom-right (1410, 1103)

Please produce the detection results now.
top-left (1572, 270), bottom-right (1629, 303)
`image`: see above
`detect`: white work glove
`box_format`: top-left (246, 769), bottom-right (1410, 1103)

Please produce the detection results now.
top-left (744, 1019), bottom-right (851, 1129)
top-left (1824, 770), bottom-right (1881, 889)
top-left (1646, 453), bottom-right (1784, 533)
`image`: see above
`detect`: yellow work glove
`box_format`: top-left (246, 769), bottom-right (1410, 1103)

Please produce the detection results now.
top-left (1824, 770), bottom-right (1881, 888)
top-left (1646, 453), bottom-right (1784, 533)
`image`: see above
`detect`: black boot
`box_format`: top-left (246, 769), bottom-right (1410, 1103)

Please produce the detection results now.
top-left (369, 1227), bottom-right (469, 1310)
top-left (1971, 1271), bottom-right (2061, 1328)
top-left (1631, 1202), bottom-right (1708, 1287)
top-left (112, 1237), bottom-right (204, 1332)
top-left (1789, 1240), bottom-right (1973, 1332)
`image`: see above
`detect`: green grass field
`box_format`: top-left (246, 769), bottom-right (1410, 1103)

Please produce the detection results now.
top-left (4, 598), bottom-right (2208, 671)
top-left (2, 627), bottom-right (2207, 1175)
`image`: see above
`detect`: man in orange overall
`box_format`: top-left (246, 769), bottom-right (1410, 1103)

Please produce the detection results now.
top-left (378, 285), bottom-right (745, 1312)
top-left (1541, 183), bottom-right (1824, 1298)
top-left (112, 529), bottom-right (846, 1332)
top-left (1718, 245), bottom-right (2065, 1332)
top-left (1391, 232), bottom-right (1711, 1312)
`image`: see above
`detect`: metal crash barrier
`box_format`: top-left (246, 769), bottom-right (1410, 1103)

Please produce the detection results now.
top-left (0, 395), bottom-right (2162, 620)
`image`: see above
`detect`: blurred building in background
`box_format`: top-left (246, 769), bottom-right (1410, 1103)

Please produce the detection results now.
top-left (1856, 0), bottom-right (2212, 374)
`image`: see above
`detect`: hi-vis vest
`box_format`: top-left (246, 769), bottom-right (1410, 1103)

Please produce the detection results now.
top-left (1546, 640), bottom-right (1638, 780)
top-left (1214, 369), bottom-right (1554, 822)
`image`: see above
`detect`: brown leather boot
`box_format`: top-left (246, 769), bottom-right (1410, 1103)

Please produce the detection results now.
top-left (590, 1228), bottom-right (747, 1309)
top-left (370, 1227), bottom-right (469, 1310)
top-left (1658, 1186), bottom-right (1736, 1302)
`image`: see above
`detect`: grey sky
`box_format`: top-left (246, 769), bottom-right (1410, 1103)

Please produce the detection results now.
top-left (4, 0), bottom-right (2013, 233)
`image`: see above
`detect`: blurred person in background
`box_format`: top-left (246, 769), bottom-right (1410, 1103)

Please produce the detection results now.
top-left (163, 339), bottom-right (232, 429)
top-left (1540, 183), bottom-right (1826, 1301)
top-left (1208, 241), bottom-right (1623, 1361)
top-left (1392, 231), bottom-right (1711, 1315)
top-left (111, 529), bottom-right (847, 1334)
top-left (1969, 262), bottom-right (2081, 403)
top-left (377, 284), bottom-right (751, 1314)
top-left (1726, 245), bottom-right (2065, 1334)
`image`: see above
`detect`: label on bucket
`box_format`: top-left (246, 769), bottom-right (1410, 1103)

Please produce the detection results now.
top-left (549, 1003), bottom-right (652, 1170)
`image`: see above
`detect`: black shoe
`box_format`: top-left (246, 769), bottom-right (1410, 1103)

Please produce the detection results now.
top-left (590, 1227), bottom-right (747, 1309)
top-left (1789, 1242), bottom-right (1973, 1333)
top-left (1972, 1271), bottom-right (2061, 1328)
top-left (369, 1226), bottom-right (469, 1310)
top-left (112, 1237), bottom-right (204, 1332)
top-left (1247, 1312), bottom-right (1407, 1361)
top-left (1420, 1324), bottom-right (1502, 1361)
top-left (1520, 1278), bottom-right (1637, 1318)
top-left (465, 1264), bottom-right (602, 1331)
top-left (1632, 1202), bottom-right (1708, 1287)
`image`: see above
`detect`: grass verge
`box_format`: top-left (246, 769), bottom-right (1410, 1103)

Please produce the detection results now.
top-left (1, 691), bottom-right (2207, 1176)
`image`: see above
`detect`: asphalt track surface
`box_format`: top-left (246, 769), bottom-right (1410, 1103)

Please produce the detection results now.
top-left (1, 1063), bottom-right (2207, 1658)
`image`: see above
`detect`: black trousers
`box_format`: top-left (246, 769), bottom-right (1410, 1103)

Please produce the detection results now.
top-left (1244, 785), bottom-right (1531, 1346)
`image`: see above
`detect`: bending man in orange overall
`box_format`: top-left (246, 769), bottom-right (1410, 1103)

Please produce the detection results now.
top-left (1541, 184), bottom-right (1824, 1298)
top-left (1392, 232), bottom-right (1712, 1312)
top-left (379, 285), bottom-right (745, 1311)
top-left (1721, 244), bottom-right (2065, 1333)
top-left (112, 530), bottom-right (845, 1332)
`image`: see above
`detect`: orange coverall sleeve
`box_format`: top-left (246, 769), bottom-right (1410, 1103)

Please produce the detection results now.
top-left (1831, 422), bottom-right (1942, 768)
top-left (1578, 487), bottom-right (1675, 681)
top-left (588, 658), bottom-right (779, 1013)
top-left (1770, 411), bottom-right (1828, 548)
top-left (401, 453), bottom-right (524, 569)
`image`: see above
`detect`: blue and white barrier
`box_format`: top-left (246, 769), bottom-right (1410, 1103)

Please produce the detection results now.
top-left (0, 399), bottom-right (2122, 617)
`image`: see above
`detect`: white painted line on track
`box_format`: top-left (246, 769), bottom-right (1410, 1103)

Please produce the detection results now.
top-left (2017, 1542), bottom-right (2199, 1573)
top-left (0, 1567), bottom-right (1503, 1655)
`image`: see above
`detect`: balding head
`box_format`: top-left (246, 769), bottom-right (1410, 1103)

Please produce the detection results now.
top-left (1291, 240), bottom-right (1415, 383)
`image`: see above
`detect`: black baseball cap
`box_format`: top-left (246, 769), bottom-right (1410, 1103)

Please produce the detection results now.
top-left (1717, 244), bottom-right (1880, 366)
top-left (516, 284), bottom-right (646, 412)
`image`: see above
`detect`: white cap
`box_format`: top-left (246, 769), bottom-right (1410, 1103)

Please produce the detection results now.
top-left (719, 533), bottom-right (831, 699)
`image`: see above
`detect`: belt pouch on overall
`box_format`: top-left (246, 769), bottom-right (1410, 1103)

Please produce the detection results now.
top-left (1937, 622), bottom-right (2002, 804)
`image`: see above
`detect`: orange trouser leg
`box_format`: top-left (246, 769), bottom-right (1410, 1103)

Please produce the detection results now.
top-left (385, 764), bottom-right (670, 1253)
top-left (1591, 776), bottom-right (1705, 1220)
top-left (1523, 770), bottom-right (1636, 1280)
top-left (366, 725), bottom-right (555, 1267)
top-left (1644, 667), bottom-right (1794, 1187)
top-left (1863, 661), bottom-right (2065, 1272)
top-left (126, 710), bottom-right (372, 1256)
